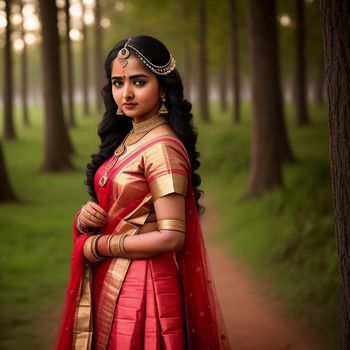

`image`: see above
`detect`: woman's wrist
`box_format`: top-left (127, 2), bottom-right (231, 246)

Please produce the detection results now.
top-left (96, 234), bottom-right (130, 259)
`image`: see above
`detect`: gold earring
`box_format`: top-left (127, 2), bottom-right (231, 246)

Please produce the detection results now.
top-left (159, 96), bottom-right (169, 115)
top-left (116, 106), bottom-right (124, 115)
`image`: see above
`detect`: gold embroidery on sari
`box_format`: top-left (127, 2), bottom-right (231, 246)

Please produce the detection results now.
top-left (73, 264), bottom-right (93, 350)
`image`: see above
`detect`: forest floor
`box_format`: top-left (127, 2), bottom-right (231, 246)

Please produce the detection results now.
top-left (202, 198), bottom-right (332, 350)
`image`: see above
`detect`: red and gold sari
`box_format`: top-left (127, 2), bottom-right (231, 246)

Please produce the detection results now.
top-left (55, 125), bottom-right (229, 349)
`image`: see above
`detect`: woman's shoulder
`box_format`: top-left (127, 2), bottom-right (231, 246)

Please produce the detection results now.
top-left (141, 124), bottom-right (189, 165)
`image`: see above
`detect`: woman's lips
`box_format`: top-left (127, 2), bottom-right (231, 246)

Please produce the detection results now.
top-left (123, 103), bottom-right (137, 109)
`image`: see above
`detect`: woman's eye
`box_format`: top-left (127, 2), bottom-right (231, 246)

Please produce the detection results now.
top-left (113, 81), bottom-right (123, 87)
top-left (134, 80), bottom-right (146, 87)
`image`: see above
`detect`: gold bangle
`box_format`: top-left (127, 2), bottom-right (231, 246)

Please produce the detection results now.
top-left (105, 235), bottom-right (114, 256)
top-left (119, 235), bottom-right (130, 258)
top-left (84, 235), bottom-right (104, 262)
top-left (110, 235), bottom-right (122, 257)
top-left (157, 219), bottom-right (186, 233)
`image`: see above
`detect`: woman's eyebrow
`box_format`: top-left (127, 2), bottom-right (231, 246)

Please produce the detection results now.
top-left (111, 74), bottom-right (150, 80)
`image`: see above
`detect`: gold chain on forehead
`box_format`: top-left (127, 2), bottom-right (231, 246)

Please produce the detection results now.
top-left (117, 37), bottom-right (132, 68)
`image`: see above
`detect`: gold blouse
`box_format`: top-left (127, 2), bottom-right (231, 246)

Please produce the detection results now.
top-left (104, 124), bottom-right (189, 230)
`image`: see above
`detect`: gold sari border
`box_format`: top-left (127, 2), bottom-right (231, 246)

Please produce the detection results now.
top-left (73, 264), bottom-right (93, 350)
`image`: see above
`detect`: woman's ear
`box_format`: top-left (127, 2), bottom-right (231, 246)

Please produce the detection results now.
top-left (159, 87), bottom-right (166, 98)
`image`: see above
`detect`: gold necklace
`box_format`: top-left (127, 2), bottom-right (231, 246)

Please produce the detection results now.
top-left (99, 114), bottom-right (167, 187)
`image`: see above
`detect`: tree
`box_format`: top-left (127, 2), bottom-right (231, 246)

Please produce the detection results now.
top-left (38, 0), bottom-right (74, 171)
top-left (20, 0), bottom-right (29, 127)
top-left (227, 0), bottom-right (241, 123)
top-left (94, 0), bottom-right (103, 112)
top-left (64, 0), bottom-right (76, 127)
top-left (198, 0), bottom-right (210, 122)
top-left (246, 0), bottom-right (291, 197)
top-left (3, 0), bottom-right (16, 139)
top-left (0, 141), bottom-right (17, 202)
top-left (294, 0), bottom-right (310, 125)
top-left (320, 1), bottom-right (350, 348)
top-left (81, 0), bottom-right (90, 116)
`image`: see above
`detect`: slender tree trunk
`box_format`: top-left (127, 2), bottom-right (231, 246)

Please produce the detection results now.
top-left (3, 0), bottom-right (16, 139)
top-left (198, 0), bottom-right (210, 122)
top-left (218, 63), bottom-right (228, 113)
top-left (0, 141), bottom-right (17, 202)
top-left (64, 0), bottom-right (76, 127)
top-left (227, 0), bottom-right (241, 123)
top-left (94, 0), bottom-right (103, 112)
top-left (20, 0), bottom-right (29, 126)
top-left (295, 0), bottom-right (310, 125)
top-left (245, 0), bottom-right (284, 197)
top-left (81, 1), bottom-right (90, 116)
top-left (38, 0), bottom-right (74, 171)
top-left (320, 1), bottom-right (350, 348)
top-left (181, 0), bottom-right (192, 100)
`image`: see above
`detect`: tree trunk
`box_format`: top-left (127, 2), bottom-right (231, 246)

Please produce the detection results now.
top-left (198, 0), bottom-right (210, 122)
top-left (0, 141), bottom-right (17, 202)
top-left (20, 0), bottom-right (29, 127)
top-left (320, 1), bottom-right (350, 348)
top-left (64, 0), bottom-right (76, 128)
top-left (227, 0), bottom-right (241, 123)
top-left (81, 0), bottom-right (90, 116)
top-left (218, 63), bottom-right (228, 113)
top-left (3, 0), bottom-right (16, 139)
top-left (295, 0), bottom-right (310, 125)
top-left (245, 0), bottom-right (285, 197)
top-left (94, 0), bottom-right (103, 112)
top-left (181, 0), bottom-right (192, 101)
top-left (38, 0), bottom-right (74, 171)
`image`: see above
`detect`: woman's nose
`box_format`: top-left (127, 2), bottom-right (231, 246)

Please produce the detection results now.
top-left (122, 82), bottom-right (134, 100)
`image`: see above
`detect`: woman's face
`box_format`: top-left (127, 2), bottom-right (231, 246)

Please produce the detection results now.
top-left (111, 53), bottom-right (163, 123)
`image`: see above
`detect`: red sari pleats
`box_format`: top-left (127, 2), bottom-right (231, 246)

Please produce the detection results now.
top-left (105, 253), bottom-right (185, 350)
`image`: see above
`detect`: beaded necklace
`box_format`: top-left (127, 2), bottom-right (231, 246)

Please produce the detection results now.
top-left (99, 114), bottom-right (167, 187)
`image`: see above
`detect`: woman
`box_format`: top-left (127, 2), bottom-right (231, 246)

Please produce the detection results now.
top-left (55, 35), bottom-right (229, 350)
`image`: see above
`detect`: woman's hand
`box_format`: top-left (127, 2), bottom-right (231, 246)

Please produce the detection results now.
top-left (80, 201), bottom-right (108, 228)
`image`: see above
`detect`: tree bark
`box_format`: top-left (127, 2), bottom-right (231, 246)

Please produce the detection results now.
top-left (295, 0), bottom-right (310, 125)
top-left (94, 0), bottom-right (103, 112)
top-left (20, 0), bottom-right (29, 127)
top-left (3, 0), bottom-right (16, 139)
top-left (38, 0), bottom-right (74, 171)
top-left (320, 1), bottom-right (350, 348)
top-left (198, 0), bottom-right (210, 122)
top-left (81, 0), bottom-right (90, 116)
top-left (64, 0), bottom-right (76, 127)
top-left (0, 141), bottom-right (17, 202)
top-left (245, 0), bottom-right (285, 197)
top-left (227, 0), bottom-right (240, 123)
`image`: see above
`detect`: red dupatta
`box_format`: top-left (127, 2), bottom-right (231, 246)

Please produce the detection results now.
top-left (55, 137), bottom-right (230, 350)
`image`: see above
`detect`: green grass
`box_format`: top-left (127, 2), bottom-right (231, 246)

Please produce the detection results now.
top-left (0, 101), bottom-right (341, 348)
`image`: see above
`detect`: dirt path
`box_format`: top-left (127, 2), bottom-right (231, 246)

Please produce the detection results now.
top-left (202, 199), bottom-right (332, 350)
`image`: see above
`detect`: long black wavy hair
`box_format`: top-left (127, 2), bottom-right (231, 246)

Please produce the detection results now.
top-left (85, 35), bottom-right (203, 212)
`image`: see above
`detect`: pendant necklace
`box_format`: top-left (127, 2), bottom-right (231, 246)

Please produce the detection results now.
top-left (99, 114), bottom-right (167, 187)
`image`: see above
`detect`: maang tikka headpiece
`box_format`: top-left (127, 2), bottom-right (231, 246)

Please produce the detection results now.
top-left (117, 36), bottom-right (176, 75)
top-left (117, 37), bottom-right (132, 68)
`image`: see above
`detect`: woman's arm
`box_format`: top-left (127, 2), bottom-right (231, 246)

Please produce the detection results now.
top-left (96, 193), bottom-right (186, 259)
